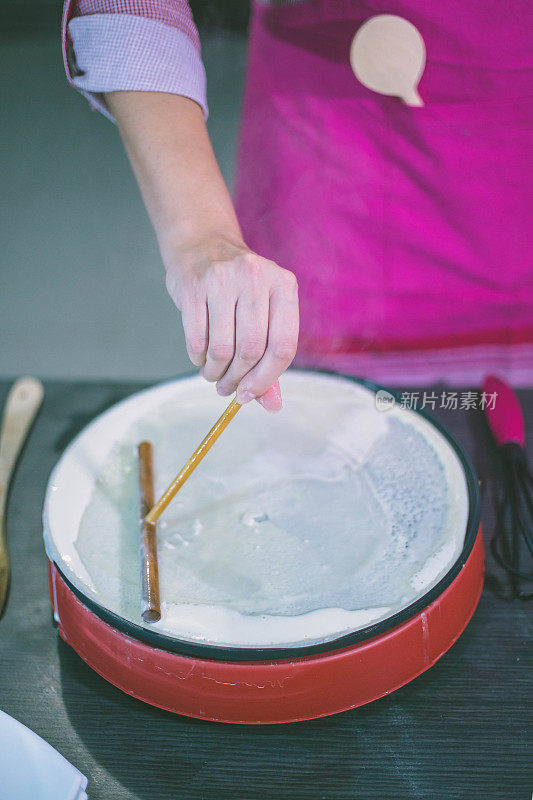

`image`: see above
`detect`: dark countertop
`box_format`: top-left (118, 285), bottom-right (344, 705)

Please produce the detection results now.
top-left (0, 379), bottom-right (531, 800)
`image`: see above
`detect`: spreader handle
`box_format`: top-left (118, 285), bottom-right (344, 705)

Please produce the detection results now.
top-left (483, 375), bottom-right (525, 449)
top-left (0, 377), bottom-right (44, 616)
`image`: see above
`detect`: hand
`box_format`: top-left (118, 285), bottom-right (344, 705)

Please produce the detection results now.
top-left (165, 238), bottom-right (299, 412)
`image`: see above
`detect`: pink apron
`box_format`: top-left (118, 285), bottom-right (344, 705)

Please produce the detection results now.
top-left (234, 1), bottom-right (533, 385)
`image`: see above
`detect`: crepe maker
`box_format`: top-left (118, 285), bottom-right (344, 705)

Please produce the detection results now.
top-left (43, 373), bottom-right (483, 724)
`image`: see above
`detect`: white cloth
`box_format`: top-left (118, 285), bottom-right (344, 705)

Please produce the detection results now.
top-left (0, 710), bottom-right (88, 800)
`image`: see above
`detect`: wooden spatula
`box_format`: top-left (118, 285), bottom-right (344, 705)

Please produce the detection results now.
top-left (0, 377), bottom-right (44, 617)
top-left (145, 396), bottom-right (241, 525)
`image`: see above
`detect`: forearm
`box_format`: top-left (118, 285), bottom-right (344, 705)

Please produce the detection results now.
top-left (105, 90), bottom-right (244, 267)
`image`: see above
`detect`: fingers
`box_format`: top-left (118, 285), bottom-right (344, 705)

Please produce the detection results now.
top-left (201, 292), bottom-right (237, 382)
top-left (236, 270), bottom-right (299, 405)
top-left (169, 270), bottom-right (209, 368)
top-left (181, 293), bottom-right (208, 367)
top-left (215, 289), bottom-right (269, 397)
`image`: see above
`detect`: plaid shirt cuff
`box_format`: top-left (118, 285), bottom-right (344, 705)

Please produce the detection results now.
top-left (66, 13), bottom-right (208, 122)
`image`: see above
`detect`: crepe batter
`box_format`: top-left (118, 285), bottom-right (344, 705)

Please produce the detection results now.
top-left (71, 373), bottom-right (469, 648)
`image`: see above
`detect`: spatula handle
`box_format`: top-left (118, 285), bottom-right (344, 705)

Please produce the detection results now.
top-left (0, 377), bottom-right (44, 492)
top-left (482, 375), bottom-right (525, 449)
top-left (0, 377), bottom-right (44, 613)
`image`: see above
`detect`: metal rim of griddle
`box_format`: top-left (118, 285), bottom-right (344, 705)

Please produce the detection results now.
top-left (51, 369), bottom-right (481, 662)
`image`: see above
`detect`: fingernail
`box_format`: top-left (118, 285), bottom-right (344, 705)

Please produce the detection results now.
top-left (257, 383), bottom-right (282, 412)
top-left (217, 385), bottom-right (232, 397)
top-left (237, 389), bottom-right (256, 404)
top-left (257, 395), bottom-right (282, 413)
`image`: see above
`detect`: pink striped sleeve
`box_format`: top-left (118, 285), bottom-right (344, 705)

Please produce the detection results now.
top-left (62, 0), bottom-right (207, 121)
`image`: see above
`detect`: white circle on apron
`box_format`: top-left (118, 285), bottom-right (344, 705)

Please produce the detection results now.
top-left (350, 14), bottom-right (426, 106)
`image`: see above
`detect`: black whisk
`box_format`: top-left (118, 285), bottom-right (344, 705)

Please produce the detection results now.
top-left (483, 376), bottom-right (533, 599)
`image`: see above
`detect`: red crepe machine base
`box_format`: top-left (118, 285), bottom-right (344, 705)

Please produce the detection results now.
top-left (47, 530), bottom-right (483, 725)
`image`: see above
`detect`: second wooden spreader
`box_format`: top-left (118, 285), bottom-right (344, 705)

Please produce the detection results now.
top-left (139, 396), bottom-right (242, 623)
